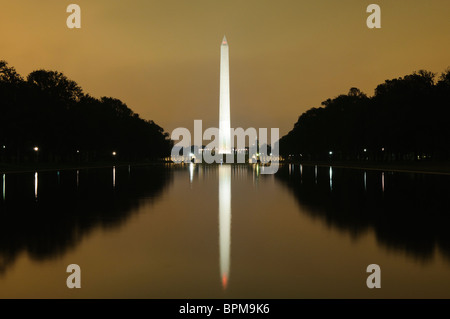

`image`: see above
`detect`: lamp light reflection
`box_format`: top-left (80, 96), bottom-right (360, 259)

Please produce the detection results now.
top-left (189, 163), bottom-right (194, 183)
top-left (2, 174), bottom-right (5, 201)
top-left (329, 166), bottom-right (333, 191)
top-left (300, 164), bottom-right (303, 183)
top-left (34, 172), bottom-right (38, 200)
top-left (113, 166), bottom-right (116, 189)
top-left (364, 171), bottom-right (367, 191)
top-left (315, 165), bottom-right (318, 184)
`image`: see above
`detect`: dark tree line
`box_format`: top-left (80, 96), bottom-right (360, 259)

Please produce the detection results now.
top-left (0, 60), bottom-right (172, 164)
top-left (280, 69), bottom-right (450, 161)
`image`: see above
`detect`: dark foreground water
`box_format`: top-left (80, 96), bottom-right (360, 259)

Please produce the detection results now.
top-left (0, 163), bottom-right (449, 298)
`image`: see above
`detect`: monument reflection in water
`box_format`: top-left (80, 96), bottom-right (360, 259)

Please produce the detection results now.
top-left (219, 165), bottom-right (231, 289)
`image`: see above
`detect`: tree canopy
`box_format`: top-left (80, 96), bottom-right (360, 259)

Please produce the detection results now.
top-left (280, 68), bottom-right (450, 161)
top-left (0, 60), bottom-right (172, 163)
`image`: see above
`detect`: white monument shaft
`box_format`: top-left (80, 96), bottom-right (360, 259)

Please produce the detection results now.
top-left (219, 36), bottom-right (231, 154)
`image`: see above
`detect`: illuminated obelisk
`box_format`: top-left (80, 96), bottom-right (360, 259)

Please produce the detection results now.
top-left (219, 36), bottom-right (231, 154)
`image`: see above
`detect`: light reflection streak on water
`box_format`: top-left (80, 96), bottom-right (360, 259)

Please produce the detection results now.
top-left (189, 163), bottom-right (194, 183)
top-left (364, 171), bottom-right (367, 191)
top-left (329, 166), bottom-right (333, 191)
top-left (253, 164), bottom-right (260, 186)
top-left (34, 172), bottom-right (38, 200)
top-left (113, 166), bottom-right (116, 189)
top-left (315, 165), bottom-right (318, 184)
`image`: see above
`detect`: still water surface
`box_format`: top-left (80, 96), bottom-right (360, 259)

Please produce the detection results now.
top-left (0, 164), bottom-right (450, 298)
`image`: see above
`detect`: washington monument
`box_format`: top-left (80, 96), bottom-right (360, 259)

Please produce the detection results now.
top-left (219, 36), bottom-right (231, 154)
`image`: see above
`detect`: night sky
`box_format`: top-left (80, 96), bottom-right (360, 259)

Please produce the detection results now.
top-left (1, 0), bottom-right (449, 136)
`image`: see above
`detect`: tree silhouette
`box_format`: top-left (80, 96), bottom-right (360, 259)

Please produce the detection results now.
top-left (0, 60), bottom-right (172, 164)
top-left (0, 61), bottom-right (23, 84)
top-left (280, 68), bottom-right (450, 162)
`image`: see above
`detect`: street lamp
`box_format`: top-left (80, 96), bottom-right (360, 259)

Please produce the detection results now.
top-left (34, 146), bottom-right (39, 166)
